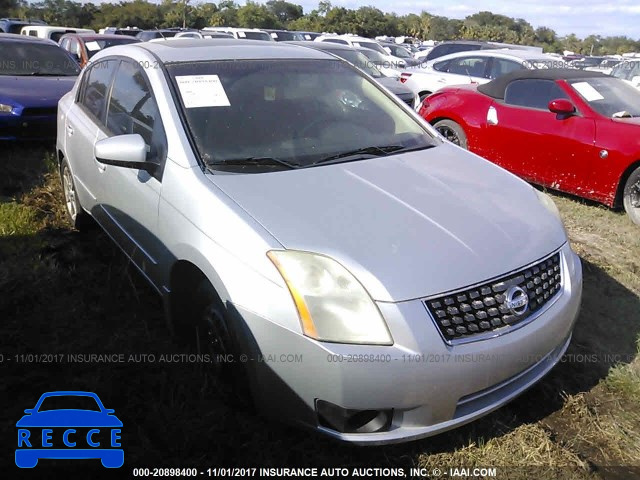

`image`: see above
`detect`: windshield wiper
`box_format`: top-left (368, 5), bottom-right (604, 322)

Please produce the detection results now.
top-left (27, 71), bottom-right (64, 76)
top-left (206, 156), bottom-right (299, 170)
top-left (312, 144), bottom-right (435, 166)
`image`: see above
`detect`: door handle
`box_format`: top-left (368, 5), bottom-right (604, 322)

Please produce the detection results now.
top-left (66, 125), bottom-right (74, 136)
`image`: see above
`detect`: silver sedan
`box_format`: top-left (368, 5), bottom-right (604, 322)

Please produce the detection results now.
top-left (56, 39), bottom-right (582, 444)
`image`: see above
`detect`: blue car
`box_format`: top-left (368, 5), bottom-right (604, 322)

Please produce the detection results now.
top-left (16, 391), bottom-right (123, 468)
top-left (0, 33), bottom-right (79, 141)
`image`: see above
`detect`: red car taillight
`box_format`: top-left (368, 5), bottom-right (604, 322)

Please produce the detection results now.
top-left (418, 99), bottom-right (429, 117)
top-left (399, 73), bottom-right (411, 84)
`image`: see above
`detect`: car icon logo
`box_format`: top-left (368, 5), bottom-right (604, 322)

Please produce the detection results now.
top-left (504, 286), bottom-right (529, 316)
top-left (15, 391), bottom-right (123, 468)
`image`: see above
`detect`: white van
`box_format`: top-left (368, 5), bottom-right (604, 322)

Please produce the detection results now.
top-left (21, 25), bottom-right (94, 43)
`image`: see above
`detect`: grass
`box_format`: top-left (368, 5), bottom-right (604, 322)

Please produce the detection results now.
top-left (0, 146), bottom-right (639, 479)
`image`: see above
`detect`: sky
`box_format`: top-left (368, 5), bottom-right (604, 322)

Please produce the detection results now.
top-left (292, 0), bottom-right (640, 38)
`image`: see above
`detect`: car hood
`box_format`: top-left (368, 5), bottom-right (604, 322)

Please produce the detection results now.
top-left (209, 144), bottom-right (567, 302)
top-left (0, 76), bottom-right (77, 107)
top-left (16, 410), bottom-right (123, 427)
top-left (377, 76), bottom-right (413, 97)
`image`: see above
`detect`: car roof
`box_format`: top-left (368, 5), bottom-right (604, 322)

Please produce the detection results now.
top-left (62, 33), bottom-right (140, 41)
top-left (477, 68), bottom-right (609, 99)
top-left (0, 32), bottom-right (56, 44)
top-left (317, 34), bottom-right (377, 42)
top-left (133, 38), bottom-right (335, 62)
top-left (204, 27), bottom-right (268, 32)
top-left (21, 25), bottom-right (92, 32)
top-left (431, 49), bottom-right (557, 62)
top-left (437, 40), bottom-right (489, 46)
top-left (288, 40), bottom-right (353, 51)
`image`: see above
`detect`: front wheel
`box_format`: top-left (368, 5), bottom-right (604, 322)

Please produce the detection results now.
top-left (433, 119), bottom-right (468, 149)
top-left (623, 166), bottom-right (640, 225)
top-left (60, 159), bottom-right (92, 231)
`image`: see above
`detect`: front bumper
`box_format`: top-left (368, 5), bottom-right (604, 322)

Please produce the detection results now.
top-left (0, 114), bottom-right (57, 141)
top-left (238, 243), bottom-right (582, 444)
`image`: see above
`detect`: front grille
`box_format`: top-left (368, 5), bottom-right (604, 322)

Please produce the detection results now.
top-left (425, 253), bottom-right (562, 343)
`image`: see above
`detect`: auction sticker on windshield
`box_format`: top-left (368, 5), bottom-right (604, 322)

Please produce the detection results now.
top-left (572, 81), bottom-right (604, 101)
top-left (176, 75), bottom-right (231, 108)
top-left (85, 41), bottom-right (100, 52)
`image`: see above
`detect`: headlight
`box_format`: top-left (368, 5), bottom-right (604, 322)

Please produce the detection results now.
top-left (535, 189), bottom-right (561, 220)
top-left (0, 103), bottom-right (14, 113)
top-left (267, 250), bottom-right (392, 345)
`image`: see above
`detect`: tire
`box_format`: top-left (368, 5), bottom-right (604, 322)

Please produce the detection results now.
top-left (433, 119), bottom-right (468, 149)
top-left (622, 166), bottom-right (640, 225)
top-left (178, 279), bottom-right (252, 405)
top-left (60, 159), bottom-right (92, 231)
top-left (419, 91), bottom-right (431, 102)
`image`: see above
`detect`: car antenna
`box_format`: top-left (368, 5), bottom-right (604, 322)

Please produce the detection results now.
top-left (156, 26), bottom-right (166, 40)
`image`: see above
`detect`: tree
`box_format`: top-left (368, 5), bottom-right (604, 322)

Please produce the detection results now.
top-left (191, 2), bottom-right (218, 29)
top-left (0, 0), bottom-right (20, 14)
top-left (236, 1), bottom-right (280, 29)
top-left (353, 6), bottom-right (387, 38)
top-left (266, 0), bottom-right (302, 25)
top-left (209, 0), bottom-right (238, 27)
top-left (91, 0), bottom-right (163, 30)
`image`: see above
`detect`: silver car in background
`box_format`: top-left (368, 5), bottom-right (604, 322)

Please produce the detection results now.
top-left (56, 39), bottom-right (582, 444)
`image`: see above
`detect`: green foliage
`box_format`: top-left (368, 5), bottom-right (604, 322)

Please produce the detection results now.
top-left (236, 1), bottom-right (279, 28)
top-left (266, 0), bottom-right (302, 25)
top-left (6, 0), bottom-right (640, 54)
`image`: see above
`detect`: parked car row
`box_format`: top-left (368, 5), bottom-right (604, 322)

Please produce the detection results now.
top-left (55, 38), bottom-right (583, 445)
top-left (399, 49), bottom-right (570, 101)
top-left (417, 69), bottom-right (640, 225)
top-left (0, 28), bottom-right (419, 143)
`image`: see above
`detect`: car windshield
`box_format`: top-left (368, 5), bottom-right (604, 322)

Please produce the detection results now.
top-left (270, 31), bottom-right (302, 41)
top-left (611, 61), bottom-right (640, 81)
top-left (86, 37), bottom-right (139, 58)
top-left (389, 46), bottom-right (412, 59)
top-left (8, 23), bottom-right (27, 34)
top-left (568, 77), bottom-right (640, 117)
top-left (358, 49), bottom-right (385, 63)
top-left (0, 42), bottom-right (79, 75)
top-left (353, 41), bottom-right (387, 55)
top-left (168, 59), bottom-right (436, 172)
top-left (325, 49), bottom-right (383, 78)
top-left (38, 395), bottom-right (101, 412)
top-left (243, 31), bottom-right (271, 41)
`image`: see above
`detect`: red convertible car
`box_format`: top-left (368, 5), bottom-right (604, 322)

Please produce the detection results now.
top-left (418, 69), bottom-right (640, 224)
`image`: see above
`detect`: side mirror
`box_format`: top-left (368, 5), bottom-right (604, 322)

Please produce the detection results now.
top-left (548, 98), bottom-right (575, 116)
top-left (632, 75), bottom-right (640, 87)
top-left (105, 409), bottom-right (115, 414)
top-left (24, 409), bottom-right (33, 414)
top-left (94, 134), bottom-right (156, 173)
